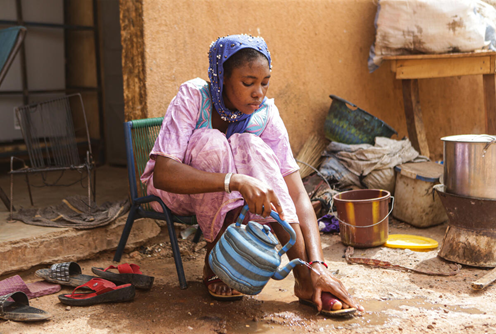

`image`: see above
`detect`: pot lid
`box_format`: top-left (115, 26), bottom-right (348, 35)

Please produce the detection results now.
top-left (394, 161), bottom-right (443, 183)
top-left (247, 221), bottom-right (278, 246)
top-left (441, 134), bottom-right (496, 143)
top-left (385, 234), bottom-right (438, 251)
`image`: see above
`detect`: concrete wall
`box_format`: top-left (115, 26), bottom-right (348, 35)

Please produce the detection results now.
top-left (129, 0), bottom-right (490, 161)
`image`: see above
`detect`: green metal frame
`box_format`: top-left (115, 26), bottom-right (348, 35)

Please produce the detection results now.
top-left (114, 117), bottom-right (200, 290)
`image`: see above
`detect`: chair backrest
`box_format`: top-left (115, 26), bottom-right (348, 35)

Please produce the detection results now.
top-left (15, 93), bottom-right (92, 169)
top-left (0, 26), bottom-right (26, 86)
top-left (124, 117), bottom-right (164, 207)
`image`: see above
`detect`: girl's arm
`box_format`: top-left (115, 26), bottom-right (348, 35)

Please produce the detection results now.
top-left (283, 171), bottom-right (363, 311)
top-left (153, 156), bottom-right (284, 218)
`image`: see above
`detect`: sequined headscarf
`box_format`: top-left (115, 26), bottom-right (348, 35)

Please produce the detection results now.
top-left (208, 34), bottom-right (272, 139)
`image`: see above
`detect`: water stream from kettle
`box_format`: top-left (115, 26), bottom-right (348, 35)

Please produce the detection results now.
top-left (301, 260), bottom-right (321, 276)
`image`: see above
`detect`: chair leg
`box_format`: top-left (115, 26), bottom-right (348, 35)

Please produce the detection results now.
top-left (25, 174), bottom-right (33, 206)
top-left (164, 211), bottom-right (188, 289)
top-left (92, 168), bottom-right (97, 203)
top-left (192, 227), bottom-right (203, 243)
top-left (113, 205), bottom-right (137, 262)
top-left (0, 186), bottom-right (11, 211)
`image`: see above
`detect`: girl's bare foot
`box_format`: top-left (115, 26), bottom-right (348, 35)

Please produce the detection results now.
top-left (293, 265), bottom-right (350, 311)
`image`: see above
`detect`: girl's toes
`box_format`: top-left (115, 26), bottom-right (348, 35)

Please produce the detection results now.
top-left (331, 300), bottom-right (343, 310)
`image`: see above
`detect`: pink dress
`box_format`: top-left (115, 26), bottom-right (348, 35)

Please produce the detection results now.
top-left (141, 78), bottom-right (300, 242)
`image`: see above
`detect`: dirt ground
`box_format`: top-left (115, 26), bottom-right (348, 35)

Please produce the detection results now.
top-left (1, 216), bottom-right (495, 334)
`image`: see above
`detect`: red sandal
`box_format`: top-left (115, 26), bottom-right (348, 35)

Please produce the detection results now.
top-left (92, 264), bottom-right (154, 290)
top-left (58, 278), bottom-right (135, 306)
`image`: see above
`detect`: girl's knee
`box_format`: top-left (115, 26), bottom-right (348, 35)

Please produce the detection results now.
top-left (186, 129), bottom-right (234, 172)
top-left (229, 133), bottom-right (267, 152)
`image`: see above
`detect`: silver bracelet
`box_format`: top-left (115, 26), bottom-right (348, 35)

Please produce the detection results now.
top-left (224, 173), bottom-right (233, 193)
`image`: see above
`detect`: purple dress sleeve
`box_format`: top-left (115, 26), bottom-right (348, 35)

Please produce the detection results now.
top-left (140, 80), bottom-right (201, 185)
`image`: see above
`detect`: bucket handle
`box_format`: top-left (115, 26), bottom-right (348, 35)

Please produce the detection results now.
top-left (483, 137), bottom-right (496, 157)
top-left (331, 196), bottom-right (394, 228)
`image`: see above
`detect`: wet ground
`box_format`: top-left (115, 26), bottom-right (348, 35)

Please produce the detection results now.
top-left (2, 216), bottom-right (496, 334)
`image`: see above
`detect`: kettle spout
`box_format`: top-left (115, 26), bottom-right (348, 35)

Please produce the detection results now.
top-left (272, 259), bottom-right (306, 280)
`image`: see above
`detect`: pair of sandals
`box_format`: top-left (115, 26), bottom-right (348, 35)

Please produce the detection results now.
top-left (35, 262), bottom-right (154, 306)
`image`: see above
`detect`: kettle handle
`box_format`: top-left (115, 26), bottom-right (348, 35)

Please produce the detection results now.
top-left (235, 204), bottom-right (296, 257)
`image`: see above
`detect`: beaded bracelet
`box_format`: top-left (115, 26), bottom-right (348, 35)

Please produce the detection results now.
top-left (308, 261), bottom-right (328, 269)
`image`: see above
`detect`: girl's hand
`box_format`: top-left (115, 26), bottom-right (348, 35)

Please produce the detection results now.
top-left (230, 174), bottom-right (285, 220)
top-left (309, 264), bottom-right (364, 312)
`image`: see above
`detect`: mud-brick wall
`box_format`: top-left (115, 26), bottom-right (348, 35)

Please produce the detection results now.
top-left (120, 0), bottom-right (491, 161)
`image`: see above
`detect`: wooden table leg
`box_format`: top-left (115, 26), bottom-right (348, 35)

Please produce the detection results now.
top-left (402, 79), bottom-right (431, 158)
top-left (483, 73), bottom-right (496, 135)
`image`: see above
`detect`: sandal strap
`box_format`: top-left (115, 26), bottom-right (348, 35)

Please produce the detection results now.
top-left (49, 262), bottom-right (81, 282)
top-left (69, 278), bottom-right (116, 297)
top-left (0, 291), bottom-right (28, 317)
top-left (203, 275), bottom-right (222, 287)
top-left (104, 263), bottom-right (142, 275)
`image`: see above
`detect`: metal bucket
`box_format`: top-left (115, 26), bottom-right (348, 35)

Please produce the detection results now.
top-left (333, 189), bottom-right (392, 248)
top-left (442, 134), bottom-right (496, 199)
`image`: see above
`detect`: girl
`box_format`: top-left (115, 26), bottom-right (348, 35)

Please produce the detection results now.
top-left (141, 34), bottom-right (363, 315)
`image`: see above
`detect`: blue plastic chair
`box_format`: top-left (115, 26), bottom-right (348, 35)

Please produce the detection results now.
top-left (113, 117), bottom-right (201, 290)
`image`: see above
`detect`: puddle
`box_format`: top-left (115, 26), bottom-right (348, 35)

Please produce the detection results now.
top-left (362, 298), bottom-right (484, 315)
top-left (229, 298), bottom-right (484, 332)
top-left (230, 320), bottom-right (311, 334)
top-left (338, 298), bottom-right (485, 327)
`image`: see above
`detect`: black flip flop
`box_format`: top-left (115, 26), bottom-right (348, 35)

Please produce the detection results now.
top-left (299, 292), bottom-right (356, 317)
top-left (0, 291), bottom-right (51, 322)
top-left (58, 278), bottom-right (135, 306)
top-left (92, 264), bottom-right (154, 290)
top-left (35, 262), bottom-right (97, 288)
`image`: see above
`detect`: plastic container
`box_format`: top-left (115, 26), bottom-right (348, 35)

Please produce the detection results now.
top-left (392, 161), bottom-right (447, 228)
top-left (385, 234), bottom-right (439, 251)
top-left (333, 189), bottom-right (392, 248)
top-left (324, 95), bottom-right (397, 145)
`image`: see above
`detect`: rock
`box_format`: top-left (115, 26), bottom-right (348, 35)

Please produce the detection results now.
top-left (194, 241), bottom-right (207, 252)
top-left (65, 306), bottom-right (71, 311)
top-left (427, 325), bottom-right (434, 329)
top-left (130, 251), bottom-right (141, 259)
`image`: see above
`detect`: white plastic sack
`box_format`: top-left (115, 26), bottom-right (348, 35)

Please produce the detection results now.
top-left (368, 0), bottom-right (496, 72)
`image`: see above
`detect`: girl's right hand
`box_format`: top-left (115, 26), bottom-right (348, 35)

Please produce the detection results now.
top-left (230, 174), bottom-right (285, 221)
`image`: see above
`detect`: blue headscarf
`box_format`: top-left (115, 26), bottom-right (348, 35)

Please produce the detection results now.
top-left (208, 34), bottom-right (272, 139)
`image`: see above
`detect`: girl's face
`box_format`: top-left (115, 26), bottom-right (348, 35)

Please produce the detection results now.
top-left (222, 55), bottom-right (271, 115)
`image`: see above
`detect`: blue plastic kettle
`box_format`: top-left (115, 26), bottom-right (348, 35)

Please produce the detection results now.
top-left (208, 204), bottom-right (306, 295)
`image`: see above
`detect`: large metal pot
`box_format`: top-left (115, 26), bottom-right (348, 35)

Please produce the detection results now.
top-left (442, 134), bottom-right (496, 199)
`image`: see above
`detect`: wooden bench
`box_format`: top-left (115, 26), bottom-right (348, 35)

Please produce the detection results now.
top-left (385, 51), bottom-right (496, 158)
